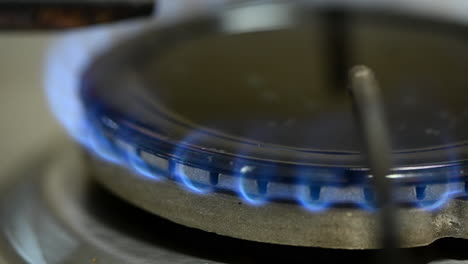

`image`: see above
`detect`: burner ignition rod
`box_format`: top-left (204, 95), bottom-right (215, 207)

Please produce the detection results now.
top-left (349, 66), bottom-right (400, 261)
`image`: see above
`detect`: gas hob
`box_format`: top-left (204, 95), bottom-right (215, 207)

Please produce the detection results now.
top-left (3, 1), bottom-right (468, 263)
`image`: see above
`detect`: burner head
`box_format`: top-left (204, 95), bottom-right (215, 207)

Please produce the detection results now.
top-left (79, 0), bottom-right (468, 248)
top-left (83, 0), bottom-right (468, 180)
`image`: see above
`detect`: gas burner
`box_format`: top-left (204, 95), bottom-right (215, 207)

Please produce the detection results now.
top-left (1, 140), bottom-right (468, 263)
top-left (6, 0), bottom-right (468, 262)
top-left (69, 0), bottom-right (468, 249)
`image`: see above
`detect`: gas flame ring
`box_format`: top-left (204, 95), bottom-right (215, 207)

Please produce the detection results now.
top-left (44, 2), bottom-right (468, 213)
top-left (79, 112), bottom-right (468, 212)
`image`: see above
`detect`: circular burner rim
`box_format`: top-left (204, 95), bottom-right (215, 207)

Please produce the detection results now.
top-left (82, 0), bottom-right (468, 182)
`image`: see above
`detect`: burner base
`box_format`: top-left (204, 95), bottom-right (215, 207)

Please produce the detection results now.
top-left (1, 142), bottom-right (468, 263)
top-left (91, 157), bottom-right (468, 249)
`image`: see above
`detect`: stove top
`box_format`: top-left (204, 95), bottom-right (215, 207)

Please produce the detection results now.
top-left (4, 1), bottom-right (468, 263)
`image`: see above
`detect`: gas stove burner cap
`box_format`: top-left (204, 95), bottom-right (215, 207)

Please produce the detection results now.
top-left (80, 0), bottom-right (468, 248)
top-left (83, 0), bottom-right (468, 182)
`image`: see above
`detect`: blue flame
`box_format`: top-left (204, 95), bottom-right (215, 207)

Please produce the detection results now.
top-left (43, 22), bottom-right (159, 177)
top-left (415, 190), bottom-right (461, 211)
top-left (237, 168), bottom-right (268, 206)
top-left (44, 20), bottom-right (147, 146)
top-left (231, 145), bottom-right (269, 206)
top-left (413, 134), bottom-right (464, 211)
top-left (86, 122), bottom-right (123, 165)
top-left (44, 26), bottom-right (112, 146)
top-left (173, 164), bottom-right (214, 194)
top-left (171, 131), bottom-right (214, 194)
top-left (296, 185), bottom-right (331, 213)
top-left (413, 167), bottom-right (463, 211)
top-left (127, 151), bottom-right (166, 181)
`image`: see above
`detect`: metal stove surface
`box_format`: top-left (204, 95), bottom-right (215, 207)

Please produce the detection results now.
top-left (1, 22), bottom-right (468, 264)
